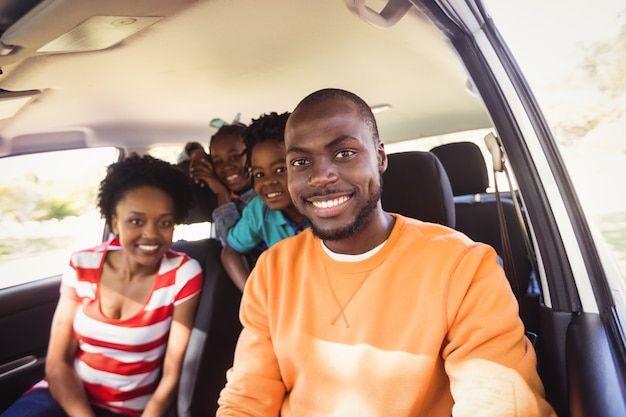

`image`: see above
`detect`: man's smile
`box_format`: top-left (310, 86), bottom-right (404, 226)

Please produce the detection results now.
top-left (310, 195), bottom-right (350, 209)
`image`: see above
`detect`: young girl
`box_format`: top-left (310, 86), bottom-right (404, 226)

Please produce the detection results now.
top-left (184, 122), bottom-right (255, 245)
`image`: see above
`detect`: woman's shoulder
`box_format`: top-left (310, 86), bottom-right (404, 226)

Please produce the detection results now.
top-left (70, 238), bottom-right (119, 266)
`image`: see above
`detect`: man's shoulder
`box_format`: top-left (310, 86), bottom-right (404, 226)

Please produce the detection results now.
top-left (392, 214), bottom-right (475, 249)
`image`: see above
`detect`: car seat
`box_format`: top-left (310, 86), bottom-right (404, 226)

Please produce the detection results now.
top-left (381, 150), bottom-right (455, 228)
top-left (171, 238), bottom-right (242, 417)
top-left (430, 141), bottom-right (538, 333)
top-left (176, 159), bottom-right (218, 224)
top-left (169, 174), bottom-right (241, 417)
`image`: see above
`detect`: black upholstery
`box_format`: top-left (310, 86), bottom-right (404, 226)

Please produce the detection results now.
top-left (381, 151), bottom-right (455, 228)
top-left (430, 142), bottom-right (537, 331)
top-left (176, 159), bottom-right (218, 224)
top-left (171, 238), bottom-right (242, 417)
top-left (430, 141), bottom-right (489, 196)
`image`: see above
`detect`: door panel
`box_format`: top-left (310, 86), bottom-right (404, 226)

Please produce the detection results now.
top-left (566, 313), bottom-right (626, 417)
top-left (0, 276), bottom-right (60, 411)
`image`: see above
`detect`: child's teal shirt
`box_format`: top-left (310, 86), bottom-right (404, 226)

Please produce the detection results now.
top-left (227, 195), bottom-right (309, 253)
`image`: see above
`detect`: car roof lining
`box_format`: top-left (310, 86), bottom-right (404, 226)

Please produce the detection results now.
top-left (0, 0), bottom-right (491, 156)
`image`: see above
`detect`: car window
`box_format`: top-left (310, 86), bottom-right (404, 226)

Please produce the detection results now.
top-left (147, 144), bottom-right (216, 241)
top-left (484, 0), bottom-right (626, 278)
top-left (147, 144), bottom-right (187, 165)
top-left (0, 147), bottom-right (120, 289)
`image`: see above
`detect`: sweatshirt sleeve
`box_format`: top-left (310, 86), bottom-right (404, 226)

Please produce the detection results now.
top-left (442, 244), bottom-right (556, 417)
top-left (217, 253), bottom-right (286, 416)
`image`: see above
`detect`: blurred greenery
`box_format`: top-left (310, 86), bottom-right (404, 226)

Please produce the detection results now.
top-left (0, 173), bottom-right (97, 223)
top-left (553, 21), bottom-right (626, 146)
top-left (599, 212), bottom-right (626, 251)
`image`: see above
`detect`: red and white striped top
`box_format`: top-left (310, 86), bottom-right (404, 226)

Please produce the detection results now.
top-left (35, 239), bottom-right (202, 416)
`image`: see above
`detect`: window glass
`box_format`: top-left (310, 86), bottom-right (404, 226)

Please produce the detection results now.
top-left (0, 147), bottom-right (120, 289)
top-left (484, 0), bottom-right (626, 276)
top-left (147, 144), bottom-right (188, 164)
top-left (147, 144), bottom-right (215, 241)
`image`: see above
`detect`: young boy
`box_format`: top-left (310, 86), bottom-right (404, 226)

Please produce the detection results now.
top-left (221, 112), bottom-right (309, 291)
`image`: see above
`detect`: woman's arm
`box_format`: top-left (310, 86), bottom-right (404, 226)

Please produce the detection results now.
top-left (221, 242), bottom-right (251, 292)
top-left (46, 295), bottom-right (97, 417)
top-left (141, 293), bottom-right (201, 417)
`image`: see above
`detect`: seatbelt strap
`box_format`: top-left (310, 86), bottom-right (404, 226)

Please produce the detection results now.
top-left (485, 133), bottom-right (526, 322)
top-left (494, 167), bottom-right (526, 317)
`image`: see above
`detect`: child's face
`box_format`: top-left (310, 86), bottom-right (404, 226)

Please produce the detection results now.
top-left (209, 133), bottom-right (251, 193)
top-left (250, 139), bottom-right (294, 212)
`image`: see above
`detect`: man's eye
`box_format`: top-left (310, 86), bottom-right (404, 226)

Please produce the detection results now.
top-left (335, 149), bottom-right (355, 159)
top-left (291, 158), bottom-right (308, 167)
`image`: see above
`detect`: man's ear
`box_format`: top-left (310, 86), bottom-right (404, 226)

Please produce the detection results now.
top-left (377, 141), bottom-right (388, 173)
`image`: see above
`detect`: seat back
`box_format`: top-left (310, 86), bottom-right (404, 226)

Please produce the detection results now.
top-left (176, 159), bottom-right (218, 224)
top-left (171, 238), bottom-right (242, 417)
top-left (381, 151), bottom-right (455, 228)
top-left (430, 142), bottom-right (537, 331)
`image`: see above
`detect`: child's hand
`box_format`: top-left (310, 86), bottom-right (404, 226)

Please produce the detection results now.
top-left (190, 158), bottom-right (229, 196)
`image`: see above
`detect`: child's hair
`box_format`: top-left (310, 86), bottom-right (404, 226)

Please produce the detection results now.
top-left (242, 112), bottom-right (291, 164)
top-left (209, 123), bottom-right (247, 146)
top-left (98, 153), bottom-right (193, 227)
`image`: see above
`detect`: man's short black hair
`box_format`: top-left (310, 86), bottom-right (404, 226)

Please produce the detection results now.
top-left (98, 153), bottom-right (193, 227)
top-left (243, 112), bottom-right (291, 165)
top-left (292, 88), bottom-right (380, 143)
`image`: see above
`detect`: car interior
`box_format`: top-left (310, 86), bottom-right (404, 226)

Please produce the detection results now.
top-left (1, 0), bottom-right (625, 416)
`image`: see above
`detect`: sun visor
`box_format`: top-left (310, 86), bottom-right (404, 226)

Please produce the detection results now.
top-left (9, 130), bottom-right (87, 155)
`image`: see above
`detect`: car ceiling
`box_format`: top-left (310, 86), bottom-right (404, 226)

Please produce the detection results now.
top-left (0, 0), bottom-right (491, 156)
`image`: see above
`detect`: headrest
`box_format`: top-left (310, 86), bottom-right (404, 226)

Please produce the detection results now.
top-left (381, 151), bottom-right (455, 228)
top-left (430, 142), bottom-right (489, 196)
top-left (176, 160), bottom-right (218, 224)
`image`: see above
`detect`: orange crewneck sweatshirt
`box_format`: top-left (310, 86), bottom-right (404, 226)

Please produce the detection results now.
top-left (218, 214), bottom-right (555, 417)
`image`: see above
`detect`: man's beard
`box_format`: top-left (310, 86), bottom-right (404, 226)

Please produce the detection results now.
top-left (310, 176), bottom-right (382, 242)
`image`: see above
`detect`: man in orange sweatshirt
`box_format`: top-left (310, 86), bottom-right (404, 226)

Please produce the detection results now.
top-left (217, 88), bottom-right (556, 416)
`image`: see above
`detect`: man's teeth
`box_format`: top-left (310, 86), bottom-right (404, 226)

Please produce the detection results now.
top-left (312, 196), bottom-right (349, 209)
top-left (139, 245), bottom-right (159, 251)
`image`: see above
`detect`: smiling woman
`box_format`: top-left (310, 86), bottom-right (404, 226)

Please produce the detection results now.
top-left (0, 153), bottom-right (202, 417)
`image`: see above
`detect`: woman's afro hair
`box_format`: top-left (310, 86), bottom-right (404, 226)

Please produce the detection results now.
top-left (97, 153), bottom-right (193, 227)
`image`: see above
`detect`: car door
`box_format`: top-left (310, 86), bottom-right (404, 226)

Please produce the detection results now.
top-left (423, 0), bottom-right (626, 415)
top-left (0, 146), bottom-right (119, 410)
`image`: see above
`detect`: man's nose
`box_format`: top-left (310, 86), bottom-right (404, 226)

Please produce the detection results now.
top-left (308, 159), bottom-right (337, 187)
